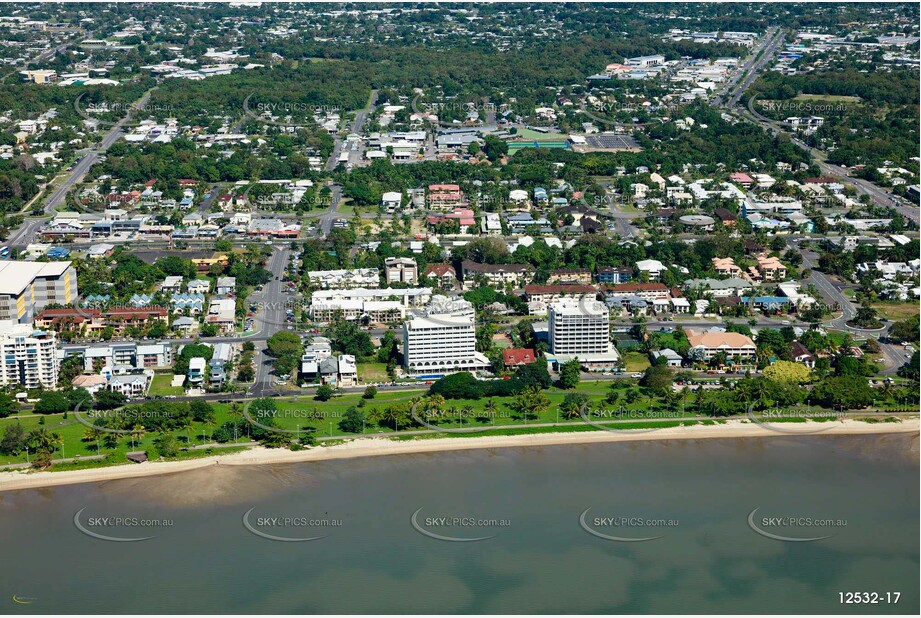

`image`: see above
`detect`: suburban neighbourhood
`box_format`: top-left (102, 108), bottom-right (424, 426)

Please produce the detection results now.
top-left (0, 2), bottom-right (917, 472)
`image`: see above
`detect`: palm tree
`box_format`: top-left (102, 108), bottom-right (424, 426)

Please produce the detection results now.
top-left (83, 426), bottom-right (104, 454)
top-left (130, 424), bottom-right (146, 450)
top-left (383, 406), bottom-right (403, 432)
top-left (183, 419), bottom-right (195, 445)
top-left (879, 381), bottom-right (894, 404)
top-left (425, 394), bottom-right (446, 412)
top-left (561, 399), bottom-right (582, 420)
top-left (27, 428), bottom-right (61, 455)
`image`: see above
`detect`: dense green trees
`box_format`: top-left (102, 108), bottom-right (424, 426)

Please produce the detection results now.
top-left (641, 364), bottom-right (674, 396)
top-left (266, 331), bottom-right (304, 376)
top-left (34, 392), bottom-right (69, 414)
top-left (889, 316), bottom-right (919, 343)
top-left (557, 359), bottom-right (582, 390)
top-left (327, 321), bottom-right (375, 358)
top-left (812, 375), bottom-right (875, 410)
top-left (0, 423), bottom-right (27, 456)
top-left (338, 407), bottom-right (366, 433)
top-left (0, 392), bottom-right (18, 419)
top-left (315, 384), bottom-right (334, 402)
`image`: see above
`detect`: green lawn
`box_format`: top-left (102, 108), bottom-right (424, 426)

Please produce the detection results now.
top-left (510, 128), bottom-right (569, 141)
top-left (2, 374), bottom-right (909, 471)
top-left (148, 373), bottom-right (185, 397)
top-left (336, 199), bottom-right (356, 216)
top-left (357, 362), bottom-right (390, 383)
top-left (622, 351), bottom-right (651, 373)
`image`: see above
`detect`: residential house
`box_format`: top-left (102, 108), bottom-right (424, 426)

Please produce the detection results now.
top-left (789, 341), bottom-right (816, 368)
top-left (635, 259), bottom-right (666, 281)
top-left (216, 276), bottom-right (236, 296)
top-left (187, 279), bottom-right (210, 295)
top-left (503, 348), bottom-right (537, 367)
top-left (651, 348), bottom-right (683, 367)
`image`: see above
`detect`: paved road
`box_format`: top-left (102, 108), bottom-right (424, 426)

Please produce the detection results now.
top-left (787, 238), bottom-right (907, 374)
top-left (737, 68), bottom-right (918, 225)
top-left (712, 27), bottom-right (782, 108)
top-left (7, 87), bottom-right (157, 248)
top-left (324, 88), bottom-right (378, 172)
top-left (316, 183), bottom-right (343, 237)
top-left (317, 90), bottom-right (378, 237)
top-left (248, 245), bottom-right (292, 397)
top-left (1, 37), bottom-right (76, 83)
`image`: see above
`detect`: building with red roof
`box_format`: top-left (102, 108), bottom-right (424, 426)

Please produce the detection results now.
top-left (503, 348), bottom-right (537, 366)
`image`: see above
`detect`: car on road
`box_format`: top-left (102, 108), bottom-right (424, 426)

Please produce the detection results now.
top-left (631, 373), bottom-right (643, 378)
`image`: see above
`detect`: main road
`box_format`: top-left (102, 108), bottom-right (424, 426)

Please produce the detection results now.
top-left (248, 245), bottom-right (292, 397)
top-left (6, 87), bottom-right (157, 248)
top-left (712, 27), bottom-right (783, 108)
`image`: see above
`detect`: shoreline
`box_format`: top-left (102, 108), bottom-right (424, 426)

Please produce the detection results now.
top-left (1, 418), bottom-right (917, 492)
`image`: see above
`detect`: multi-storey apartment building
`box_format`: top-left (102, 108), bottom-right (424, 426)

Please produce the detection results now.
top-left (307, 268), bottom-right (381, 289)
top-left (0, 260), bottom-right (78, 323)
top-left (546, 300), bottom-right (620, 372)
top-left (603, 283), bottom-right (671, 302)
top-left (402, 314), bottom-right (490, 377)
top-left (384, 257), bottom-right (418, 285)
top-left (460, 261), bottom-right (531, 290)
top-left (549, 300), bottom-right (611, 356)
top-left (0, 320), bottom-right (59, 389)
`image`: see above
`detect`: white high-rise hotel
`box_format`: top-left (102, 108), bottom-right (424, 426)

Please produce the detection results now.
top-left (547, 299), bottom-right (620, 371)
top-left (0, 320), bottom-right (59, 389)
top-left (402, 313), bottom-right (490, 377)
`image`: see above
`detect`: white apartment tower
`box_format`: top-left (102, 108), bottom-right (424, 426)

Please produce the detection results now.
top-left (402, 314), bottom-right (490, 377)
top-left (0, 321), bottom-right (59, 389)
top-left (549, 300), bottom-right (612, 355)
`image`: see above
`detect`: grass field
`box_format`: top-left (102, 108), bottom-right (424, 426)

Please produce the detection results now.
top-left (1, 370), bottom-right (910, 470)
top-left (0, 381), bottom-right (645, 467)
top-left (622, 351), bottom-right (651, 373)
top-left (872, 302), bottom-right (919, 321)
top-left (511, 128), bottom-right (569, 141)
top-left (793, 93), bottom-right (861, 103)
top-left (336, 199), bottom-right (356, 216)
top-left (356, 362), bottom-right (391, 383)
top-left (148, 373), bottom-right (185, 397)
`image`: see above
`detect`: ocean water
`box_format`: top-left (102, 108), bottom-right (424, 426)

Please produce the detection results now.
top-left (2, 433), bottom-right (917, 614)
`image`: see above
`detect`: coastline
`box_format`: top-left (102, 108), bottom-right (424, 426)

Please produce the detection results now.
top-left (1, 418), bottom-right (917, 492)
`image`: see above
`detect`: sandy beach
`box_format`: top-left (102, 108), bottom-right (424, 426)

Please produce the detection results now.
top-left (1, 418), bottom-right (917, 492)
